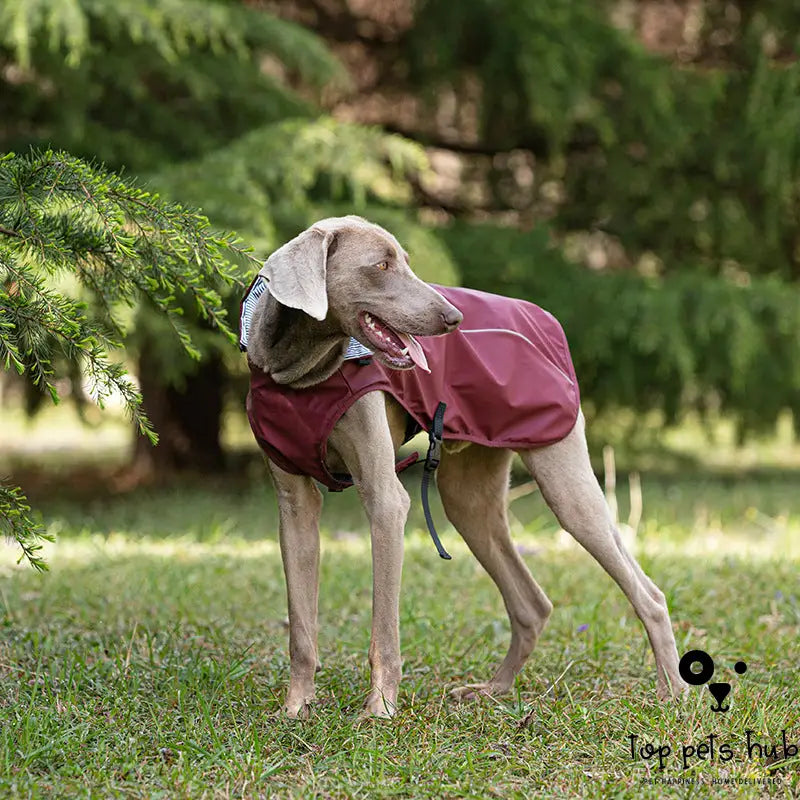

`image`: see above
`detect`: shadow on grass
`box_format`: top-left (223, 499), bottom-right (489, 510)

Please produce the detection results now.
top-left (7, 457), bottom-right (799, 556)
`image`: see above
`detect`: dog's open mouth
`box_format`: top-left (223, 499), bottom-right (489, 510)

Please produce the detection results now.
top-left (357, 311), bottom-right (430, 372)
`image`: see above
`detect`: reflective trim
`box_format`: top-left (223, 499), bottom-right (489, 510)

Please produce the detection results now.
top-left (458, 327), bottom-right (575, 386)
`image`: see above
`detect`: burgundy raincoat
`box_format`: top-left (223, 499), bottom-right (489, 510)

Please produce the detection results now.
top-left (245, 285), bottom-right (580, 490)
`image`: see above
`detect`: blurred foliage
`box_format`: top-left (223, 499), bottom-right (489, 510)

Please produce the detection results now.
top-left (407, 0), bottom-right (666, 148)
top-left (407, 0), bottom-right (800, 279)
top-left (151, 117), bottom-right (429, 251)
top-left (0, 0), bottom-right (443, 251)
top-left (0, 149), bottom-right (244, 566)
top-left (0, 0), bottom-right (340, 169)
top-left (3, 0), bottom-right (800, 469)
top-left (444, 222), bottom-right (800, 435)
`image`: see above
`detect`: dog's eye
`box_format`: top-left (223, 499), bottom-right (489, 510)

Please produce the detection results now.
top-left (376, 261), bottom-right (389, 271)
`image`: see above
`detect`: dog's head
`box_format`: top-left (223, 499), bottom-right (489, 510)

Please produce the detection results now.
top-left (261, 216), bottom-right (462, 370)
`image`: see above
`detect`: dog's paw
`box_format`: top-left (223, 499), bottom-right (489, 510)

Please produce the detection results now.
top-left (284, 693), bottom-right (315, 720)
top-left (449, 682), bottom-right (498, 703)
top-left (657, 677), bottom-right (690, 702)
top-left (360, 691), bottom-right (397, 720)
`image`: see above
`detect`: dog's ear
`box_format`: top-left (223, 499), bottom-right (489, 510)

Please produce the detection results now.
top-left (261, 227), bottom-right (336, 321)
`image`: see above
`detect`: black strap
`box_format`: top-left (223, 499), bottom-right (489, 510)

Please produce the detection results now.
top-left (421, 401), bottom-right (451, 560)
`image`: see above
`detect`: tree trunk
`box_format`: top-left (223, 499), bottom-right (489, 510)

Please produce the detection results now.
top-left (132, 341), bottom-right (226, 475)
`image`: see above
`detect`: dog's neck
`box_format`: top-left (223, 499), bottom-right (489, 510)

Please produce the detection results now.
top-left (248, 293), bottom-right (350, 388)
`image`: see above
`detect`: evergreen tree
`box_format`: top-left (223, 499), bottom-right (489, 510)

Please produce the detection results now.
top-left (0, 149), bottom-right (246, 568)
top-left (0, 0), bottom-right (340, 169)
top-left (0, 0), bottom-right (451, 471)
top-left (5, 0), bottom-right (800, 502)
top-left (399, 0), bottom-right (800, 276)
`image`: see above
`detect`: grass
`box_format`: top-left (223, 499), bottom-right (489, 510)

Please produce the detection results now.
top-left (0, 469), bottom-right (798, 799)
top-left (1, 406), bottom-right (799, 797)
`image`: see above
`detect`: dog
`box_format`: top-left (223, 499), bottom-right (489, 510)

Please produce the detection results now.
top-left (242, 215), bottom-right (685, 718)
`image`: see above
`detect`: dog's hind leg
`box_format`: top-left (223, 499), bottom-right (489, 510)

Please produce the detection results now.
top-left (518, 411), bottom-right (685, 699)
top-left (268, 460), bottom-right (323, 719)
top-left (438, 444), bottom-right (553, 700)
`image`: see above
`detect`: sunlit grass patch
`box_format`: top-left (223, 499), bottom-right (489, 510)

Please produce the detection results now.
top-left (1, 476), bottom-right (798, 798)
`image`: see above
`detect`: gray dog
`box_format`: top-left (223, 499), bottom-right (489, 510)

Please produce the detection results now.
top-left (243, 216), bottom-right (685, 718)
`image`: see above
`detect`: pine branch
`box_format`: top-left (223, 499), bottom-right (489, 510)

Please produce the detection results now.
top-left (0, 148), bottom-right (248, 569)
top-left (0, 484), bottom-right (54, 573)
top-left (0, 0), bottom-right (342, 85)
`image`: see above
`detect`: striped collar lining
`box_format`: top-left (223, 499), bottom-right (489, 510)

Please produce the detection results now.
top-left (240, 275), bottom-right (372, 360)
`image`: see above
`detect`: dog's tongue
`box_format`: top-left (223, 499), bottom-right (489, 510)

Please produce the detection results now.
top-left (397, 332), bottom-right (430, 373)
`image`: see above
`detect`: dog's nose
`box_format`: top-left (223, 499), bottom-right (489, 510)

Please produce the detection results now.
top-left (440, 306), bottom-right (463, 331)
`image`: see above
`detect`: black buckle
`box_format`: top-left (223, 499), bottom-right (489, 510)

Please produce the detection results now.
top-left (424, 401), bottom-right (446, 471)
top-left (425, 431), bottom-right (442, 471)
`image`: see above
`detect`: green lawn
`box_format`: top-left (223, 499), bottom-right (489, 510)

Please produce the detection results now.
top-left (1, 457), bottom-right (799, 798)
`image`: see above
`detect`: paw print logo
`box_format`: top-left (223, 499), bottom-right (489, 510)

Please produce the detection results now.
top-left (679, 650), bottom-right (747, 712)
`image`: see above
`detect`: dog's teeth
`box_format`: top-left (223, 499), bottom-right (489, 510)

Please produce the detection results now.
top-left (400, 347), bottom-right (408, 355)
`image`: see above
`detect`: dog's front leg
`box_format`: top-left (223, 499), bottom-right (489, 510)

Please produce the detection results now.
top-left (357, 476), bottom-right (408, 718)
top-left (328, 392), bottom-right (409, 718)
top-left (267, 459), bottom-right (323, 719)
